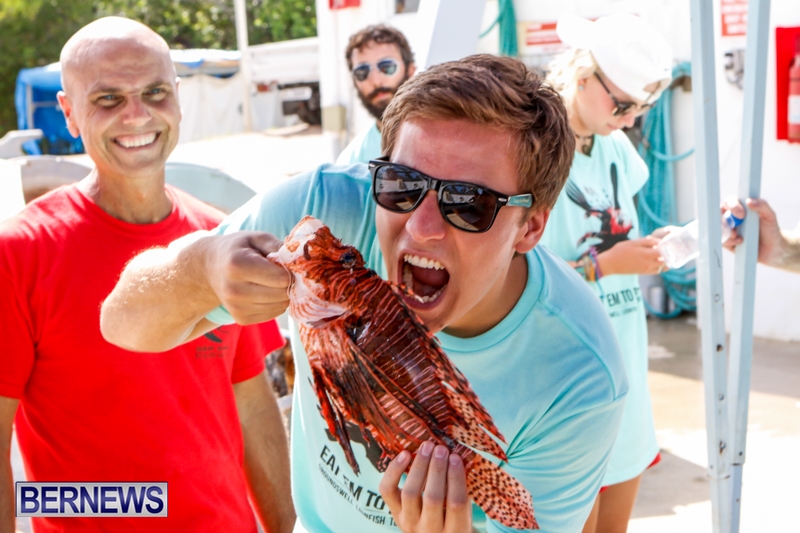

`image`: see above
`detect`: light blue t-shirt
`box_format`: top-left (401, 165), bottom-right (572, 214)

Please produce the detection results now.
top-left (205, 164), bottom-right (628, 532)
top-left (539, 130), bottom-right (659, 486)
top-left (336, 123), bottom-right (382, 165)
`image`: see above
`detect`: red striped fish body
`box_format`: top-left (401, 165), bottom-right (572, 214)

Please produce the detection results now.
top-left (271, 216), bottom-right (537, 530)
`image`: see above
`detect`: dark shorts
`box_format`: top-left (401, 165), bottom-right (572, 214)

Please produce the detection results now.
top-left (599, 452), bottom-right (661, 493)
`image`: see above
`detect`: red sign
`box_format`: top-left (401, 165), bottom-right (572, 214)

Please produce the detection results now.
top-left (525, 22), bottom-right (560, 47)
top-left (721, 0), bottom-right (748, 37)
top-left (329, 0), bottom-right (360, 9)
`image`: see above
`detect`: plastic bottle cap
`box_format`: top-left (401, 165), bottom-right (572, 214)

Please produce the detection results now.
top-left (723, 210), bottom-right (744, 228)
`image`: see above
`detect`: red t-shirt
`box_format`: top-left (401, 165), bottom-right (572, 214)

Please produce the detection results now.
top-left (0, 184), bottom-right (284, 532)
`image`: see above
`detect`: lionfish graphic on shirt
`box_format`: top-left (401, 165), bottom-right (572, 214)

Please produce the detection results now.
top-left (270, 216), bottom-right (538, 530)
top-left (566, 162), bottom-right (633, 256)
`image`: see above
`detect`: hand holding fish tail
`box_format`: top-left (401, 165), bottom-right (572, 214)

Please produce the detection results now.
top-left (201, 231), bottom-right (291, 324)
top-left (379, 443), bottom-right (472, 533)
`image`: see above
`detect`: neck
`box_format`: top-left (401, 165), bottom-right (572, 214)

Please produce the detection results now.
top-left (442, 253), bottom-right (528, 338)
top-left (569, 115), bottom-right (592, 139)
top-left (568, 99), bottom-right (594, 138)
top-left (78, 169), bottom-right (173, 224)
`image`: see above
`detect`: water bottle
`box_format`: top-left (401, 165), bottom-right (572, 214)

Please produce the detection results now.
top-left (657, 211), bottom-right (744, 269)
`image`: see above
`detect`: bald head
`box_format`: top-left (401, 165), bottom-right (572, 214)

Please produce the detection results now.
top-left (61, 17), bottom-right (174, 94)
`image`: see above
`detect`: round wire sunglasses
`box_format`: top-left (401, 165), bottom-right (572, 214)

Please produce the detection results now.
top-left (369, 158), bottom-right (533, 233)
top-left (352, 59), bottom-right (399, 82)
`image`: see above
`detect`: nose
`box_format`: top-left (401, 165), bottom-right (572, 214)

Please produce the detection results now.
top-left (620, 111), bottom-right (637, 129)
top-left (122, 97), bottom-right (152, 128)
top-left (405, 191), bottom-right (447, 243)
top-left (367, 64), bottom-right (385, 85)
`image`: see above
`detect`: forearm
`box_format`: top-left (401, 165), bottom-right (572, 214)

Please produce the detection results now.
top-left (0, 460), bottom-right (13, 533)
top-left (774, 229), bottom-right (800, 272)
top-left (0, 397), bottom-right (18, 533)
top-left (236, 375), bottom-right (295, 533)
top-left (100, 238), bottom-right (221, 352)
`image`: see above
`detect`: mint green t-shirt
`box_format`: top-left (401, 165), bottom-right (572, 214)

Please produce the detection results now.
top-left (204, 164), bottom-right (628, 532)
top-left (539, 130), bottom-right (659, 486)
top-left (336, 123), bottom-right (382, 165)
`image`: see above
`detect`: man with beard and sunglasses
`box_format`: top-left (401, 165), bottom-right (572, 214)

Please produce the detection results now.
top-left (336, 25), bottom-right (416, 165)
top-left (101, 54), bottom-right (629, 533)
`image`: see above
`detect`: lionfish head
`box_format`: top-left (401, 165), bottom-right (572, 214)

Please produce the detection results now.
top-left (270, 216), bottom-right (365, 326)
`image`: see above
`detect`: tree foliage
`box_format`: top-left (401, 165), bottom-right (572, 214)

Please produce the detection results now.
top-left (0, 0), bottom-right (316, 135)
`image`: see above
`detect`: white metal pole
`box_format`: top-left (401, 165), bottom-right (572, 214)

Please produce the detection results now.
top-left (234, 0), bottom-right (253, 132)
top-left (689, 1), bottom-right (732, 531)
top-left (727, 0), bottom-right (770, 529)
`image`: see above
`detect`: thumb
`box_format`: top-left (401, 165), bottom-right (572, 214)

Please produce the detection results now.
top-left (745, 198), bottom-right (778, 224)
top-left (247, 232), bottom-right (284, 257)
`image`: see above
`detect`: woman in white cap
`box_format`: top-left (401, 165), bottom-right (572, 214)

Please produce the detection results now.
top-left (539, 12), bottom-right (673, 533)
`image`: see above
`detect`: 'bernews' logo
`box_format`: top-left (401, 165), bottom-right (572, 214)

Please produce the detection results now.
top-left (15, 482), bottom-right (168, 517)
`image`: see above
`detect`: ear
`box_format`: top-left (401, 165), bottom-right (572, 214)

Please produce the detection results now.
top-left (514, 209), bottom-right (550, 254)
top-left (57, 91), bottom-right (80, 139)
top-left (175, 77), bottom-right (183, 121)
top-left (406, 62), bottom-right (417, 78)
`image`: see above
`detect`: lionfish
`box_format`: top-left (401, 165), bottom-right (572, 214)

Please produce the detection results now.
top-left (271, 216), bottom-right (537, 530)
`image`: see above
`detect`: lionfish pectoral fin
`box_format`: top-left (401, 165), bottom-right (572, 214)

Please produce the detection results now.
top-left (466, 454), bottom-right (538, 530)
top-left (310, 366), bottom-right (361, 475)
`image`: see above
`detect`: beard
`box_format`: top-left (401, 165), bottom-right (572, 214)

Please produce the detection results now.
top-left (357, 73), bottom-right (410, 120)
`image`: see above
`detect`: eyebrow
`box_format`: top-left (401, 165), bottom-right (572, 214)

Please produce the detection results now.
top-left (88, 80), bottom-right (172, 97)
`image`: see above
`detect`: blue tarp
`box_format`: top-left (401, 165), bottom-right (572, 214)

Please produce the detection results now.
top-left (15, 62), bottom-right (83, 155)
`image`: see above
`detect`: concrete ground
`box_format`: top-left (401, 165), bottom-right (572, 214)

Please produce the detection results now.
top-left (630, 315), bottom-right (800, 532)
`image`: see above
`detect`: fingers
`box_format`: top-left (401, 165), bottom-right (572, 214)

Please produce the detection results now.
top-left (380, 450), bottom-right (410, 520)
top-left (745, 198), bottom-right (778, 223)
top-left (444, 453), bottom-right (471, 533)
top-left (204, 232), bottom-right (292, 324)
top-left (402, 441), bottom-right (436, 522)
top-left (722, 195), bottom-right (746, 219)
top-left (379, 443), bottom-right (472, 533)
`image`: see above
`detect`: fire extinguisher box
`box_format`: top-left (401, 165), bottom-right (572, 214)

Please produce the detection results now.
top-left (776, 26), bottom-right (800, 143)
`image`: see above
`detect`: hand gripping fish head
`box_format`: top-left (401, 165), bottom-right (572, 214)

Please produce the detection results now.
top-left (271, 216), bottom-right (538, 530)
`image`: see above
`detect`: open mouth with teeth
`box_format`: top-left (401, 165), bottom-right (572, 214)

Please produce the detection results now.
top-left (402, 254), bottom-right (450, 304)
top-left (114, 132), bottom-right (159, 149)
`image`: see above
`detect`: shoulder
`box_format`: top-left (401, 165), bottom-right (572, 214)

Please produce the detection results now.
top-left (336, 123), bottom-right (381, 165)
top-left (0, 186), bottom-right (78, 244)
top-left (167, 185), bottom-right (225, 229)
top-left (530, 246), bottom-right (628, 400)
top-left (216, 163), bottom-right (375, 242)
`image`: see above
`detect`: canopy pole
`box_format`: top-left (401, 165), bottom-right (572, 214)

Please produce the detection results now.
top-left (234, 0), bottom-right (253, 132)
top-left (689, 1), bottom-right (732, 531)
top-left (728, 0), bottom-right (771, 529)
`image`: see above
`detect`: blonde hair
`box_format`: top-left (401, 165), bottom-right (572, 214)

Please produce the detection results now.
top-left (545, 48), bottom-right (598, 113)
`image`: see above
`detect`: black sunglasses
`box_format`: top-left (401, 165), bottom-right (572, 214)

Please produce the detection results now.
top-left (593, 72), bottom-right (654, 117)
top-left (352, 59), bottom-right (399, 82)
top-left (369, 159), bottom-right (533, 233)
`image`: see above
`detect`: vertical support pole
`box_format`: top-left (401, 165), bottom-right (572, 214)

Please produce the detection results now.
top-left (234, 0), bottom-right (253, 132)
top-left (728, 0), bottom-right (770, 530)
top-left (689, 1), bottom-right (731, 531)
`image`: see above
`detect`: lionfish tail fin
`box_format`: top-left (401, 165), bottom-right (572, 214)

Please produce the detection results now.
top-left (466, 454), bottom-right (538, 530)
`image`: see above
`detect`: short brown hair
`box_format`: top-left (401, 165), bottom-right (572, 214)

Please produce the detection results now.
top-left (345, 25), bottom-right (414, 71)
top-left (381, 54), bottom-right (575, 211)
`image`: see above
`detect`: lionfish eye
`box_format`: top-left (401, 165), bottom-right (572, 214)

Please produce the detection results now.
top-left (340, 251), bottom-right (357, 269)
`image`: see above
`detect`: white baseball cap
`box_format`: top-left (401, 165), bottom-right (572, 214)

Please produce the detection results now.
top-left (556, 13), bottom-right (673, 103)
